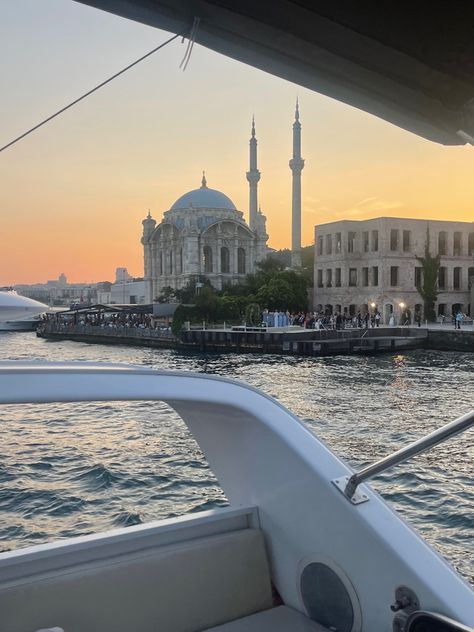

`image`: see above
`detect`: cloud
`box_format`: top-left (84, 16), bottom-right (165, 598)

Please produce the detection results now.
top-left (347, 197), bottom-right (405, 214)
top-left (303, 196), bottom-right (405, 222)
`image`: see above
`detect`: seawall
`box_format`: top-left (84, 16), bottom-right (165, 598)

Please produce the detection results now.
top-left (426, 329), bottom-right (474, 352)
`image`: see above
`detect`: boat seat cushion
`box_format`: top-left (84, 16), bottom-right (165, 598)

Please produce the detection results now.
top-left (0, 528), bottom-right (273, 632)
top-left (205, 605), bottom-right (330, 631)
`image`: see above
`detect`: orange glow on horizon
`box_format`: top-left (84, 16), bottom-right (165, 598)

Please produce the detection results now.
top-left (1, 1), bottom-right (473, 285)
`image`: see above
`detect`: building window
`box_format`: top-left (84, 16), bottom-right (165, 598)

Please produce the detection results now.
top-left (237, 248), bottom-right (246, 274)
top-left (390, 266), bottom-right (399, 286)
top-left (168, 251), bottom-right (173, 275)
top-left (390, 229), bottom-right (399, 251)
top-left (438, 231), bottom-right (447, 256)
top-left (363, 231), bottom-right (369, 252)
top-left (453, 232), bottom-right (462, 256)
top-left (362, 267), bottom-right (369, 286)
top-left (335, 233), bottom-right (342, 253)
top-left (179, 248), bottom-right (183, 274)
top-left (221, 247), bottom-right (230, 273)
top-left (326, 234), bottom-right (332, 255)
top-left (454, 267), bottom-right (461, 290)
top-left (469, 233), bottom-right (474, 256)
top-left (335, 268), bottom-right (341, 287)
top-left (317, 236), bottom-right (323, 256)
top-left (415, 267), bottom-right (423, 288)
top-left (403, 230), bottom-right (411, 252)
top-left (348, 232), bottom-right (356, 253)
top-left (438, 303), bottom-right (446, 316)
top-left (349, 268), bottom-right (357, 287)
top-left (203, 246), bottom-right (213, 273)
top-left (372, 266), bottom-right (379, 286)
top-left (326, 269), bottom-right (332, 287)
top-left (438, 266), bottom-right (447, 289)
top-left (371, 230), bottom-right (379, 251)
top-left (317, 269), bottom-right (323, 288)
top-left (469, 267), bottom-right (474, 289)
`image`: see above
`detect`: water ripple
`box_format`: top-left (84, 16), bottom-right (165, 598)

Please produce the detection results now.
top-left (0, 333), bottom-right (472, 586)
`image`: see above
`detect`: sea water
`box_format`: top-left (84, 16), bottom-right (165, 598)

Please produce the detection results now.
top-left (0, 332), bottom-right (472, 585)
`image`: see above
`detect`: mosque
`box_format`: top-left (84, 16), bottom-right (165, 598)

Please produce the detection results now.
top-left (141, 105), bottom-right (303, 302)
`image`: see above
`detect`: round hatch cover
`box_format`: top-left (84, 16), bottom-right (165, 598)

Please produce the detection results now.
top-left (301, 562), bottom-right (355, 632)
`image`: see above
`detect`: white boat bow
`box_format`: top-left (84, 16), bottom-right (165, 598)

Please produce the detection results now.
top-left (0, 361), bottom-right (472, 632)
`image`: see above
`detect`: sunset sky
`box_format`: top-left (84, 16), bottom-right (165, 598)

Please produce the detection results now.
top-left (1, 1), bottom-right (474, 285)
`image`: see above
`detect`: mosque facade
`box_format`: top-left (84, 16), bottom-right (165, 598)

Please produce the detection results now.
top-left (141, 106), bottom-right (303, 302)
top-left (141, 121), bottom-right (269, 302)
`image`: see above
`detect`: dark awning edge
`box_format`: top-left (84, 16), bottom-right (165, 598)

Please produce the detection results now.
top-left (74, 0), bottom-right (474, 146)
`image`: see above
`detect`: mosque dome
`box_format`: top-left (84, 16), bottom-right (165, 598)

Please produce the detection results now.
top-left (170, 174), bottom-right (237, 211)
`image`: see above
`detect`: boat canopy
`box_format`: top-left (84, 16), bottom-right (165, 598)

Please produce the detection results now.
top-left (75, 0), bottom-right (474, 146)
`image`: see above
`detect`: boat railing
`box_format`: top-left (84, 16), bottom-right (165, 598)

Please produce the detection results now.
top-left (333, 409), bottom-right (474, 504)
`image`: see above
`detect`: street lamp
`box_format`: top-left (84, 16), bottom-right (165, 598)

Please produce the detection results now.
top-left (370, 302), bottom-right (376, 309)
top-left (399, 302), bottom-right (406, 326)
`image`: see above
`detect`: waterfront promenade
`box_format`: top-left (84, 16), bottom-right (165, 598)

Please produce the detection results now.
top-left (37, 320), bottom-right (435, 356)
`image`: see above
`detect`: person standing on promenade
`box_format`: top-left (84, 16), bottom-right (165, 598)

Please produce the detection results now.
top-left (455, 311), bottom-right (463, 330)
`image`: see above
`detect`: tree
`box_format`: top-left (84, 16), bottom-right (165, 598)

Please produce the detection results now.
top-left (257, 277), bottom-right (294, 310)
top-left (194, 286), bottom-right (219, 322)
top-left (416, 226), bottom-right (440, 322)
top-left (244, 302), bottom-right (261, 325)
top-left (156, 286), bottom-right (177, 303)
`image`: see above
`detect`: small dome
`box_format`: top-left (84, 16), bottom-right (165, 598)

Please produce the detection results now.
top-left (170, 176), bottom-right (237, 211)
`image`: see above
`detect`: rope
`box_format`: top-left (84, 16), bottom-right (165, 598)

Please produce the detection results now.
top-left (179, 17), bottom-right (200, 71)
top-left (0, 30), bottom-right (187, 154)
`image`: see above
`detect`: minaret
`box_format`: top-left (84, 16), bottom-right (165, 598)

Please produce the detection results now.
top-left (289, 99), bottom-right (304, 267)
top-left (141, 210), bottom-right (156, 303)
top-left (246, 116), bottom-right (260, 231)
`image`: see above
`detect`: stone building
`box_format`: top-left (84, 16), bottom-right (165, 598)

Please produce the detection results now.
top-left (313, 217), bottom-right (474, 323)
top-left (142, 121), bottom-right (268, 302)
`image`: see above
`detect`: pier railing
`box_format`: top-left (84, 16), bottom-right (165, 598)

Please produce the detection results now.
top-left (38, 322), bottom-right (176, 340)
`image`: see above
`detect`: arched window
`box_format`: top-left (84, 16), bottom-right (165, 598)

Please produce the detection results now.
top-left (179, 248), bottom-right (183, 275)
top-left (159, 251), bottom-right (163, 276)
top-left (237, 247), bottom-right (246, 274)
top-left (221, 247), bottom-right (230, 273)
top-left (168, 250), bottom-right (173, 275)
top-left (203, 246), bottom-right (213, 273)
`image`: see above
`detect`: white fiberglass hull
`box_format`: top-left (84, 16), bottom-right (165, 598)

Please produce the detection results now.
top-left (0, 317), bottom-right (40, 331)
top-left (0, 362), bottom-right (472, 632)
top-left (0, 291), bottom-right (47, 330)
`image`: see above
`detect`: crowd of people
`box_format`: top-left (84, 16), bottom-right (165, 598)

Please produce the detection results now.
top-left (43, 307), bottom-right (472, 333)
top-left (262, 309), bottom-right (382, 330)
top-left (43, 311), bottom-right (170, 331)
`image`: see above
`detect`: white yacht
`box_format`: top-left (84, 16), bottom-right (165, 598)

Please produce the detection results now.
top-left (0, 362), bottom-right (472, 632)
top-left (0, 289), bottom-right (48, 331)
